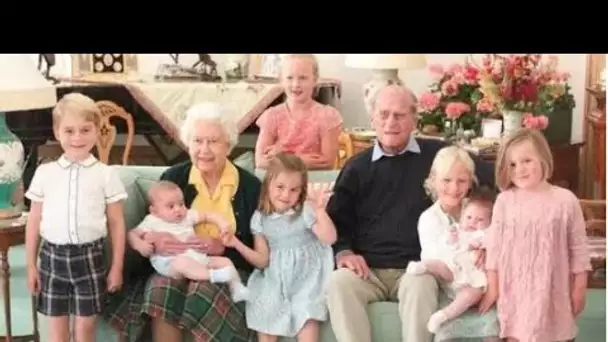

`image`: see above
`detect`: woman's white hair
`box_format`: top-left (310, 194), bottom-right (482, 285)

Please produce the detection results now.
top-left (424, 145), bottom-right (478, 201)
top-left (179, 102), bottom-right (239, 150)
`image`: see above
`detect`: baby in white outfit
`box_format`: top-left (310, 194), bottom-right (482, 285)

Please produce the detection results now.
top-left (408, 190), bottom-right (494, 333)
top-left (128, 180), bottom-right (250, 302)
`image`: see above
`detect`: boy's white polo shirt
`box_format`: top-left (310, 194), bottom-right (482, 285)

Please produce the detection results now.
top-left (25, 155), bottom-right (128, 245)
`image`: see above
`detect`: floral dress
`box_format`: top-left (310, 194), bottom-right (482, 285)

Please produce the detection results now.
top-left (245, 203), bottom-right (335, 337)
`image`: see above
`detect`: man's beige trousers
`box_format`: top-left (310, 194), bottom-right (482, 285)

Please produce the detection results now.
top-left (327, 268), bottom-right (439, 342)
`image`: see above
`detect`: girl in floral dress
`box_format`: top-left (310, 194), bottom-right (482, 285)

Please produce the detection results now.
top-left (220, 152), bottom-right (336, 342)
top-left (479, 129), bottom-right (592, 342)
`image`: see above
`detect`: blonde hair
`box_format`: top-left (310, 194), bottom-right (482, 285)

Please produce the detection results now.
top-left (279, 54), bottom-right (320, 79)
top-left (495, 128), bottom-right (553, 191)
top-left (52, 92), bottom-right (101, 129)
top-left (147, 180), bottom-right (181, 204)
top-left (424, 145), bottom-right (478, 200)
top-left (180, 102), bottom-right (239, 152)
top-left (258, 152), bottom-right (308, 215)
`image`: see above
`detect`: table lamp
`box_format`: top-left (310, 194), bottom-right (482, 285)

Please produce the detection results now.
top-left (0, 54), bottom-right (57, 219)
top-left (345, 54), bottom-right (427, 114)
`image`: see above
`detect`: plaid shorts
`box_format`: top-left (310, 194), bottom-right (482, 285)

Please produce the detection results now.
top-left (37, 238), bottom-right (107, 317)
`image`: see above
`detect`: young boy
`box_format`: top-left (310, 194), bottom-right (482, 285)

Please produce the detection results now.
top-left (24, 92), bottom-right (127, 342)
top-left (407, 187), bottom-right (496, 333)
top-left (128, 180), bottom-right (250, 302)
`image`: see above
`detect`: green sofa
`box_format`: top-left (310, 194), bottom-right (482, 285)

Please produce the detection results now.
top-left (96, 163), bottom-right (498, 342)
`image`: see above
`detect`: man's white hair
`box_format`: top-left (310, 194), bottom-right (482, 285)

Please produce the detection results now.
top-left (179, 102), bottom-right (239, 150)
top-left (367, 83), bottom-right (418, 115)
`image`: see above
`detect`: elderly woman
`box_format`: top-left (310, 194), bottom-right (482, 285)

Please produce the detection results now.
top-left (105, 102), bottom-right (260, 342)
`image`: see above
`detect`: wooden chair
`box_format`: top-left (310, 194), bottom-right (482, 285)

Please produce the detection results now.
top-left (579, 199), bottom-right (606, 288)
top-left (334, 131), bottom-right (354, 169)
top-left (95, 100), bottom-right (135, 165)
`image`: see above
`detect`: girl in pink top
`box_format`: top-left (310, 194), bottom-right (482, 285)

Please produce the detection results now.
top-left (479, 129), bottom-right (591, 342)
top-left (255, 54), bottom-right (343, 170)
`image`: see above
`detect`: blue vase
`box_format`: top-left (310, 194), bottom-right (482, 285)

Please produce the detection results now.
top-left (0, 112), bottom-right (24, 214)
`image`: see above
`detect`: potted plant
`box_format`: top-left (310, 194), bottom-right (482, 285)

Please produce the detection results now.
top-left (417, 62), bottom-right (497, 137)
top-left (477, 54), bottom-right (576, 142)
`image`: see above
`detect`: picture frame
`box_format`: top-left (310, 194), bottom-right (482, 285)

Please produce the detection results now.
top-left (71, 54), bottom-right (138, 78)
top-left (247, 54), bottom-right (282, 80)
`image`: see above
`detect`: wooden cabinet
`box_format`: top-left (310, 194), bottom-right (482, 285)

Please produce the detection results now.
top-left (583, 87), bottom-right (606, 199)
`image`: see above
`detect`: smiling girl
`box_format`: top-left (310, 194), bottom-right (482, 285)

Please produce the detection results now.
top-left (254, 54), bottom-right (343, 170)
top-left (479, 129), bottom-right (591, 342)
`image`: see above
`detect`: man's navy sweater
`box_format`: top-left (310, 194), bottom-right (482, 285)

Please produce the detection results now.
top-left (326, 138), bottom-right (495, 269)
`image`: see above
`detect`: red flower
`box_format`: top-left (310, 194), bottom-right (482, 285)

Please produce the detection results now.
top-left (463, 66), bottom-right (479, 82)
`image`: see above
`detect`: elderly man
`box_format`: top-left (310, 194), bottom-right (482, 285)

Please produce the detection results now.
top-left (325, 84), bottom-right (494, 342)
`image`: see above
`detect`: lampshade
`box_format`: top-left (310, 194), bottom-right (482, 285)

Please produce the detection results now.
top-left (345, 54), bottom-right (427, 70)
top-left (0, 54), bottom-right (57, 112)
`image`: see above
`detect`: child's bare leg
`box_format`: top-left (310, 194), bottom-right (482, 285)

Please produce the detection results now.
top-left (427, 285), bottom-right (484, 333)
top-left (407, 259), bottom-right (454, 281)
top-left (170, 255), bottom-right (211, 280)
top-left (47, 316), bottom-right (70, 342)
top-left (258, 332), bottom-right (278, 342)
top-left (74, 315), bottom-right (98, 342)
top-left (297, 320), bottom-right (320, 342)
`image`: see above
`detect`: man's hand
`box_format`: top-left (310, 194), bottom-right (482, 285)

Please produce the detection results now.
top-left (336, 250), bottom-right (370, 279)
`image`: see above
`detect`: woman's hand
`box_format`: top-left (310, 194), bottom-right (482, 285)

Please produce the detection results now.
top-left (154, 238), bottom-right (189, 256)
top-left (133, 239), bottom-right (155, 257)
top-left (187, 236), bottom-right (225, 255)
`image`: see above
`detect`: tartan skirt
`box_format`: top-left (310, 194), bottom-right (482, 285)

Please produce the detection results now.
top-left (38, 238), bottom-right (107, 317)
top-left (104, 268), bottom-right (256, 342)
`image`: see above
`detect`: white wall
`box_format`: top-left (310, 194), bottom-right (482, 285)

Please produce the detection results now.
top-left (42, 54), bottom-right (588, 144)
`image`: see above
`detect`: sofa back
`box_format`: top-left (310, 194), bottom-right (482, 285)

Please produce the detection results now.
top-left (114, 164), bottom-right (340, 231)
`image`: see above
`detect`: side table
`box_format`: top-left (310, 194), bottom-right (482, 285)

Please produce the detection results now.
top-left (0, 213), bottom-right (39, 342)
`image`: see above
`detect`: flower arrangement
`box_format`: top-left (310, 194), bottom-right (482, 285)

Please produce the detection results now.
top-left (417, 54), bottom-right (575, 136)
top-left (477, 54), bottom-right (576, 131)
top-left (417, 62), bottom-right (495, 135)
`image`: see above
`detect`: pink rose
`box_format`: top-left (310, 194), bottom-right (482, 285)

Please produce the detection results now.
top-left (445, 102), bottom-right (470, 120)
top-left (522, 113), bottom-right (549, 130)
top-left (451, 74), bottom-right (466, 85)
top-left (441, 80), bottom-right (459, 97)
top-left (476, 98), bottom-right (495, 113)
top-left (419, 92), bottom-right (441, 112)
top-left (447, 63), bottom-right (463, 75)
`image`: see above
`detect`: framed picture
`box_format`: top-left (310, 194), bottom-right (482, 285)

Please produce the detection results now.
top-left (248, 54), bottom-right (282, 80)
top-left (71, 54), bottom-right (138, 78)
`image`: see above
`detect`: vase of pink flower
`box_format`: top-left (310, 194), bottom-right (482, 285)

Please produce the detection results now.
top-left (477, 54), bottom-right (575, 141)
top-left (418, 62), bottom-right (497, 138)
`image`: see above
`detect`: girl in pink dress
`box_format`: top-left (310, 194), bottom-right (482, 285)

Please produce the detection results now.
top-left (255, 54), bottom-right (343, 170)
top-left (479, 129), bottom-right (591, 342)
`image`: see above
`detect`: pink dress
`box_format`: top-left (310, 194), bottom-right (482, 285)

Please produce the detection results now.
top-left (485, 185), bottom-right (591, 342)
top-left (256, 101), bottom-right (343, 155)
